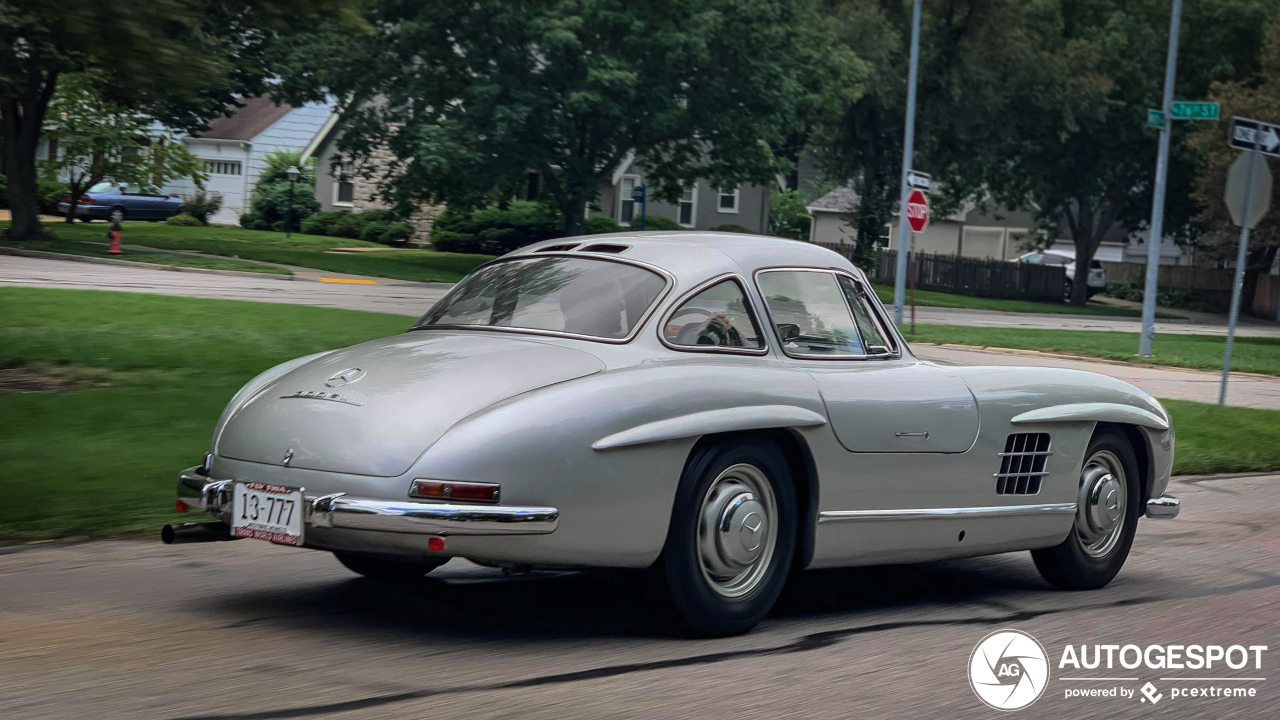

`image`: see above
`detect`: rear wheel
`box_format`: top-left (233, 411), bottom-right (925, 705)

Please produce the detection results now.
top-left (334, 551), bottom-right (447, 582)
top-left (657, 438), bottom-right (796, 636)
top-left (1032, 429), bottom-right (1141, 589)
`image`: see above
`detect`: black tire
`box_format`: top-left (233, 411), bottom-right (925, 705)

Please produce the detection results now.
top-left (657, 438), bottom-right (797, 636)
top-left (78, 216), bottom-right (96, 223)
top-left (1032, 429), bottom-right (1141, 590)
top-left (1063, 279), bottom-right (1074, 302)
top-left (334, 551), bottom-right (447, 582)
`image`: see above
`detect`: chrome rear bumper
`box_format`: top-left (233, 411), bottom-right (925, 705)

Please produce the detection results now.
top-left (176, 467), bottom-right (559, 537)
top-left (1145, 494), bottom-right (1180, 519)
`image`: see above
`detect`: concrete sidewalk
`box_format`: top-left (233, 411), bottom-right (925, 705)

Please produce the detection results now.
top-left (4, 253), bottom-right (1279, 409)
top-left (913, 305), bottom-right (1280, 339)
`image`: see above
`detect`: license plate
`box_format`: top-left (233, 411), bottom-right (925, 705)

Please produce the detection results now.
top-left (231, 482), bottom-right (304, 546)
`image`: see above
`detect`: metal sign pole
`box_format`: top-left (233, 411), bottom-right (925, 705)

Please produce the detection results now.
top-left (1220, 147), bottom-right (1261, 404)
top-left (1139, 0), bottom-right (1183, 356)
top-left (893, 0), bottom-right (923, 326)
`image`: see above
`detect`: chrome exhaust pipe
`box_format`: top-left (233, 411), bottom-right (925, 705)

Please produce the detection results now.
top-left (161, 522), bottom-right (237, 544)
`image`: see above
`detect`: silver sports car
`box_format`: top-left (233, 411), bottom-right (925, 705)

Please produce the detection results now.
top-left (166, 233), bottom-right (1179, 636)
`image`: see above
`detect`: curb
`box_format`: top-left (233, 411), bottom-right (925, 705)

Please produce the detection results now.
top-left (0, 246), bottom-right (297, 281)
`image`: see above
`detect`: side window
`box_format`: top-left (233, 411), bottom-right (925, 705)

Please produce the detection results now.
top-left (664, 279), bottom-right (764, 350)
top-left (758, 270), bottom-right (867, 356)
top-left (837, 276), bottom-right (895, 355)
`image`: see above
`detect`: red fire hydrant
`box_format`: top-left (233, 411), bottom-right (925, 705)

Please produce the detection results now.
top-left (107, 219), bottom-right (123, 255)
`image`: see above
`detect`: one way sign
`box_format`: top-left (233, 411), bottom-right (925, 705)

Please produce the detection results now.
top-left (1230, 117), bottom-right (1280, 157)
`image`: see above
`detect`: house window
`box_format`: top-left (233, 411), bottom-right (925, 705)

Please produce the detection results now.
top-left (618, 175), bottom-right (639, 225)
top-left (333, 162), bottom-right (354, 205)
top-left (204, 160), bottom-right (242, 176)
top-left (46, 136), bottom-right (59, 162)
top-left (717, 187), bottom-right (740, 214)
top-left (678, 186), bottom-right (697, 227)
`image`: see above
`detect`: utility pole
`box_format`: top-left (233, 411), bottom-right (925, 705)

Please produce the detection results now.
top-left (893, 0), bottom-right (923, 326)
top-left (1139, 0), bottom-right (1183, 356)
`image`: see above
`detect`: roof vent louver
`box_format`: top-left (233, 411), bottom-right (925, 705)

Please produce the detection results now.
top-left (536, 243), bottom-right (581, 252)
top-left (995, 433), bottom-right (1051, 495)
top-left (578, 243), bottom-right (629, 254)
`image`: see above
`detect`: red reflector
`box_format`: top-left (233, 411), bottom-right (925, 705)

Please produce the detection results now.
top-left (428, 536), bottom-right (445, 552)
top-left (411, 479), bottom-right (500, 503)
top-left (175, 500), bottom-right (189, 513)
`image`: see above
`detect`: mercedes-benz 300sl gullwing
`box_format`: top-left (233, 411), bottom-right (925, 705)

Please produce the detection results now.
top-left (165, 233), bottom-right (1179, 636)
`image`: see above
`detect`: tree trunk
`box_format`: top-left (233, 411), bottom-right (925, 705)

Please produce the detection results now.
top-left (562, 194), bottom-right (588, 236)
top-left (3, 132), bottom-right (44, 240)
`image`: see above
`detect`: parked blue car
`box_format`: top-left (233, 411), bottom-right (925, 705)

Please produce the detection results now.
top-left (58, 182), bottom-right (184, 222)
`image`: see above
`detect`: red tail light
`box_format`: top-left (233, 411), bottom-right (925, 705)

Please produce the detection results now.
top-left (61, 193), bottom-right (71, 202)
top-left (79, 195), bottom-right (94, 203)
top-left (410, 479), bottom-right (500, 503)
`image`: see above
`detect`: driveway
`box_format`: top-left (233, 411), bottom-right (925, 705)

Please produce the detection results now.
top-left (4, 254), bottom-right (1279, 408)
top-left (1, 472), bottom-right (1275, 719)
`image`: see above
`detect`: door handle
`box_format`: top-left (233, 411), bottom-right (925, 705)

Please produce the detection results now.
top-left (895, 432), bottom-right (930, 439)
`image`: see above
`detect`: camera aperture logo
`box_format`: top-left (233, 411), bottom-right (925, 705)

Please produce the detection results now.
top-left (969, 630), bottom-right (1051, 711)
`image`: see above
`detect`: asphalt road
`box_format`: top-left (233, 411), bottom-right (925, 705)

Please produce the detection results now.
top-left (4, 254), bottom-right (1279, 408)
top-left (1, 472), bottom-right (1276, 719)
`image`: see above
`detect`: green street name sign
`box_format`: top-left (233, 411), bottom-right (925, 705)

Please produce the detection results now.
top-left (1147, 109), bottom-right (1166, 129)
top-left (1171, 101), bottom-right (1220, 120)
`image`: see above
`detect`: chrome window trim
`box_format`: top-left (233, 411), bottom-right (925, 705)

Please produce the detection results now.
top-left (411, 253), bottom-right (675, 345)
top-left (752, 266), bottom-right (903, 361)
top-left (818, 502), bottom-right (1076, 523)
top-left (656, 273), bottom-right (770, 356)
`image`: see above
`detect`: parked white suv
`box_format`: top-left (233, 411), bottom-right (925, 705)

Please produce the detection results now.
top-left (1019, 251), bottom-right (1107, 300)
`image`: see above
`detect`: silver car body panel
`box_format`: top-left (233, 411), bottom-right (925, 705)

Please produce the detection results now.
top-left (191, 231), bottom-right (1177, 570)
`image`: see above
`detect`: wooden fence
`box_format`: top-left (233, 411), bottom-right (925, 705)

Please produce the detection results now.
top-left (1255, 274), bottom-right (1280, 321)
top-left (812, 244), bottom-right (1066, 302)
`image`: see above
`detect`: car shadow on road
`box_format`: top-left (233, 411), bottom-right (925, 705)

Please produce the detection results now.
top-left (206, 553), bottom-right (1051, 641)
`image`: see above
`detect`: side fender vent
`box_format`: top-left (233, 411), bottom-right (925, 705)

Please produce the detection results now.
top-left (995, 433), bottom-right (1051, 495)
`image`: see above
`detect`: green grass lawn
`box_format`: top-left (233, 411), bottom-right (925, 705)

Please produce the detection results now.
top-left (1164, 399), bottom-right (1280, 475)
top-left (13, 221), bottom-right (493, 283)
top-left (0, 287), bottom-right (410, 541)
top-left (908, 323), bottom-right (1280, 377)
top-left (872, 283), bottom-right (1180, 318)
top-left (4, 237), bottom-right (293, 275)
top-left (1, 287), bottom-right (1276, 541)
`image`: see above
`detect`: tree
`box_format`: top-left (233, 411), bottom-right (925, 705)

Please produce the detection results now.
top-left (809, 0), bottom-right (1090, 266)
top-left (986, 0), bottom-right (1280, 305)
top-left (276, 0), bottom-right (860, 235)
top-left (1187, 19), bottom-right (1280, 315)
top-left (40, 74), bottom-right (208, 222)
top-left (0, 0), bottom-right (364, 241)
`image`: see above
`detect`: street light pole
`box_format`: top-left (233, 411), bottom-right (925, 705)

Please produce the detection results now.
top-left (1139, 0), bottom-right (1183, 356)
top-left (285, 165), bottom-right (300, 239)
top-left (893, 0), bottom-right (923, 326)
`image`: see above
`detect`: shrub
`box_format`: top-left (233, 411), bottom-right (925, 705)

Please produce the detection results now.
top-left (430, 201), bottom-right (562, 254)
top-left (712, 223), bottom-right (755, 234)
top-left (243, 179), bottom-right (320, 232)
top-left (37, 177), bottom-right (70, 215)
top-left (178, 190), bottom-right (223, 225)
top-left (164, 213), bottom-right (203, 226)
top-left (768, 189), bottom-right (810, 239)
top-left (300, 210), bottom-right (349, 236)
top-left (583, 215), bottom-right (623, 234)
top-left (1105, 279), bottom-right (1209, 313)
top-left (361, 221), bottom-right (415, 246)
top-left (634, 214), bottom-right (681, 231)
top-left (0, 174), bottom-right (7, 208)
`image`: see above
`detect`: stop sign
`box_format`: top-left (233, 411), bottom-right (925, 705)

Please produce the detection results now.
top-left (906, 188), bottom-right (929, 233)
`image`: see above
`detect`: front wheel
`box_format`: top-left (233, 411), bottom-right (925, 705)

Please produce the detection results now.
top-left (334, 551), bottom-right (447, 582)
top-left (1032, 429), bottom-right (1141, 589)
top-left (657, 439), bottom-right (797, 636)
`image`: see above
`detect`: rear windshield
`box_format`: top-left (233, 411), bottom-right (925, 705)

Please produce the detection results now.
top-left (415, 256), bottom-right (667, 340)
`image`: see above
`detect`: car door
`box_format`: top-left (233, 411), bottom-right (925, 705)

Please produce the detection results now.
top-left (755, 269), bottom-right (979, 455)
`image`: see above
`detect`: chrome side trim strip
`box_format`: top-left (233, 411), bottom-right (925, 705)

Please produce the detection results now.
top-left (817, 502), bottom-right (1076, 523)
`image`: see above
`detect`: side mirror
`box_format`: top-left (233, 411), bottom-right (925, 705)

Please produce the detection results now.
top-left (777, 323), bottom-right (800, 341)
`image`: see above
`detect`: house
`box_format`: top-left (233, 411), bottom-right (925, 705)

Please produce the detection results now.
top-left (807, 183), bottom-right (1192, 265)
top-left (303, 109), bottom-right (774, 243)
top-left (301, 112), bottom-right (443, 245)
top-left (591, 153), bottom-right (772, 233)
top-left (164, 96), bottom-right (334, 225)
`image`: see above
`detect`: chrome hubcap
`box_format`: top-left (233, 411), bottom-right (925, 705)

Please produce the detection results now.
top-left (697, 463), bottom-right (777, 598)
top-left (1075, 450), bottom-right (1127, 558)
